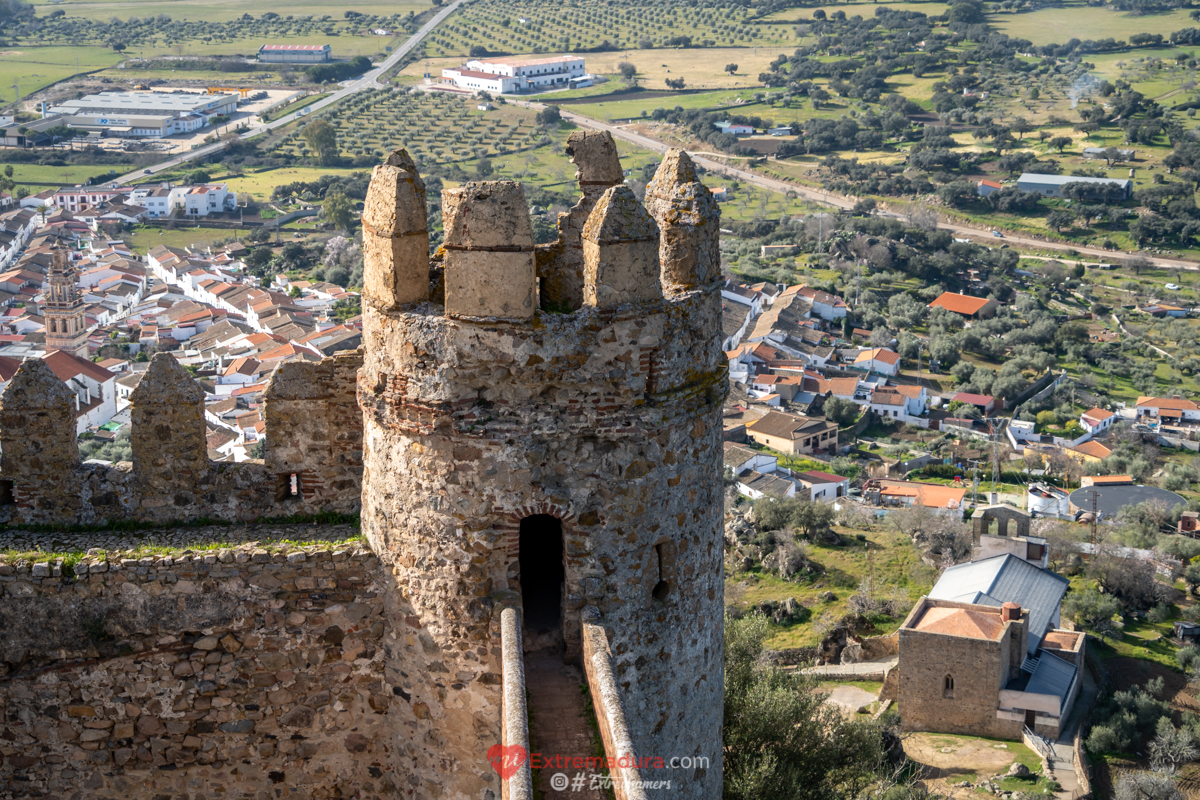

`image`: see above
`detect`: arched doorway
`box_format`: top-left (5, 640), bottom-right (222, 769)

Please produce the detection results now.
top-left (518, 514), bottom-right (564, 649)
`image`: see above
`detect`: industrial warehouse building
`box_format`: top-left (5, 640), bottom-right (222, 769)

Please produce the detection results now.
top-left (258, 44), bottom-right (332, 63)
top-left (59, 114), bottom-right (204, 138)
top-left (1015, 173), bottom-right (1132, 200)
top-left (50, 91), bottom-right (239, 119)
top-left (44, 91), bottom-right (239, 138)
top-left (2, 112), bottom-right (202, 144)
top-left (442, 55), bottom-right (591, 93)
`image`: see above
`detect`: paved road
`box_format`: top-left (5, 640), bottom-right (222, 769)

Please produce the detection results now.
top-left (512, 102), bottom-right (1200, 270)
top-left (110, 0), bottom-right (465, 186)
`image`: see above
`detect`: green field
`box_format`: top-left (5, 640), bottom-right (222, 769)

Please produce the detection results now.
top-left (218, 166), bottom-right (369, 200)
top-left (759, 0), bottom-right (949, 21)
top-left (4, 163), bottom-right (129, 190)
top-left (571, 86), bottom-right (865, 126)
top-left (105, 33), bottom-right (389, 61)
top-left (126, 224), bottom-right (252, 254)
top-left (0, 46), bottom-right (125, 101)
top-left (422, 0), bottom-right (795, 59)
top-left (989, 2), bottom-right (1197, 46)
top-left (96, 65), bottom-right (287, 82)
top-left (31, 0), bottom-right (431, 22)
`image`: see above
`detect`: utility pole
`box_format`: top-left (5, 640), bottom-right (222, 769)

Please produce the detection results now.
top-left (1090, 489), bottom-right (1098, 545)
top-left (991, 422), bottom-right (1000, 503)
top-left (972, 460), bottom-right (979, 506)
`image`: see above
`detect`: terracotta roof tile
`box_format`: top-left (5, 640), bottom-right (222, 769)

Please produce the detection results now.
top-left (913, 605), bottom-right (1004, 640)
top-left (1082, 407), bottom-right (1114, 423)
top-left (929, 291), bottom-right (995, 316)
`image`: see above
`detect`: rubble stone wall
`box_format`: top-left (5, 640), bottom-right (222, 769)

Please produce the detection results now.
top-left (0, 543), bottom-right (403, 799)
top-left (0, 349), bottom-right (364, 527)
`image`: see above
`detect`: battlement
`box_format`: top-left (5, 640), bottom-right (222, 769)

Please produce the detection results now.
top-left (362, 134), bottom-right (721, 322)
top-left (0, 349), bottom-right (364, 526)
top-left (358, 137), bottom-right (727, 448)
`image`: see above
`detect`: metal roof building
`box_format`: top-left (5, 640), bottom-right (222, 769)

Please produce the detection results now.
top-left (258, 44), bottom-right (332, 63)
top-left (49, 91), bottom-right (239, 119)
top-left (1016, 173), bottom-right (1132, 200)
top-left (1068, 484), bottom-right (1185, 519)
top-left (1024, 650), bottom-right (1077, 700)
top-left (928, 554), bottom-right (1069, 655)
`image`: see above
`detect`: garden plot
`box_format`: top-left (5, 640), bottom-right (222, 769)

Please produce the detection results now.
top-left (423, 0), bottom-right (793, 59)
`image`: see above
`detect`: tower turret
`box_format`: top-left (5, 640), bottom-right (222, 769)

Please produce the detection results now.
top-left (360, 141), bottom-right (725, 800)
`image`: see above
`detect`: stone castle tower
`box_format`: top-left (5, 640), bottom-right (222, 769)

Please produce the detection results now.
top-left (44, 246), bottom-right (89, 358)
top-left (359, 134), bottom-right (727, 799)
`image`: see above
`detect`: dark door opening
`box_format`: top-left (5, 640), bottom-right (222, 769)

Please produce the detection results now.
top-left (1024, 709), bottom-right (1036, 728)
top-left (519, 515), bottom-right (565, 636)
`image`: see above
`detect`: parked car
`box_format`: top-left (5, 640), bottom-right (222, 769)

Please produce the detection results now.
top-left (1166, 283), bottom-right (1182, 290)
top-left (991, 230), bottom-right (1003, 237)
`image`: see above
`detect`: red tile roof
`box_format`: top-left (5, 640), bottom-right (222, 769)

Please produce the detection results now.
top-left (0, 355), bottom-right (20, 382)
top-left (913, 605), bottom-right (1004, 640)
top-left (798, 470), bottom-right (848, 484)
top-left (1136, 396), bottom-right (1199, 410)
top-left (1069, 440), bottom-right (1112, 459)
top-left (929, 291), bottom-right (994, 316)
top-left (42, 349), bottom-right (114, 384)
top-left (954, 392), bottom-right (995, 407)
top-left (855, 348), bottom-right (900, 366)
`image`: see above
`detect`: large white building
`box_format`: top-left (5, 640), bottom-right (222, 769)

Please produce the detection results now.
top-left (42, 184), bottom-right (237, 218)
top-left (46, 91), bottom-right (238, 138)
top-left (442, 55), bottom-right (590, 93)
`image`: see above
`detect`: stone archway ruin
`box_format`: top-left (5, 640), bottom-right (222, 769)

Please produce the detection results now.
top-left (971, 505), bottom-right (1031, 543)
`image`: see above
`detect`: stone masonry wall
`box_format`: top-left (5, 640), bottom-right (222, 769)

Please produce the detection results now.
top-left (0, 542), bottom-right (400, 799)
top-left (898, 616), bottom-right (1023, 741)
top-left (0, 349), bottom-right (364, 527)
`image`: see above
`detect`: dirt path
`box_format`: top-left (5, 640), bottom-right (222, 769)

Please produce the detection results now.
top-left (904, 733), bottom-right (1025, 778)
top-left (1112, 313), bottom-right (1178, 361)
top-left (825, 685), bottom-right (878, 715)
